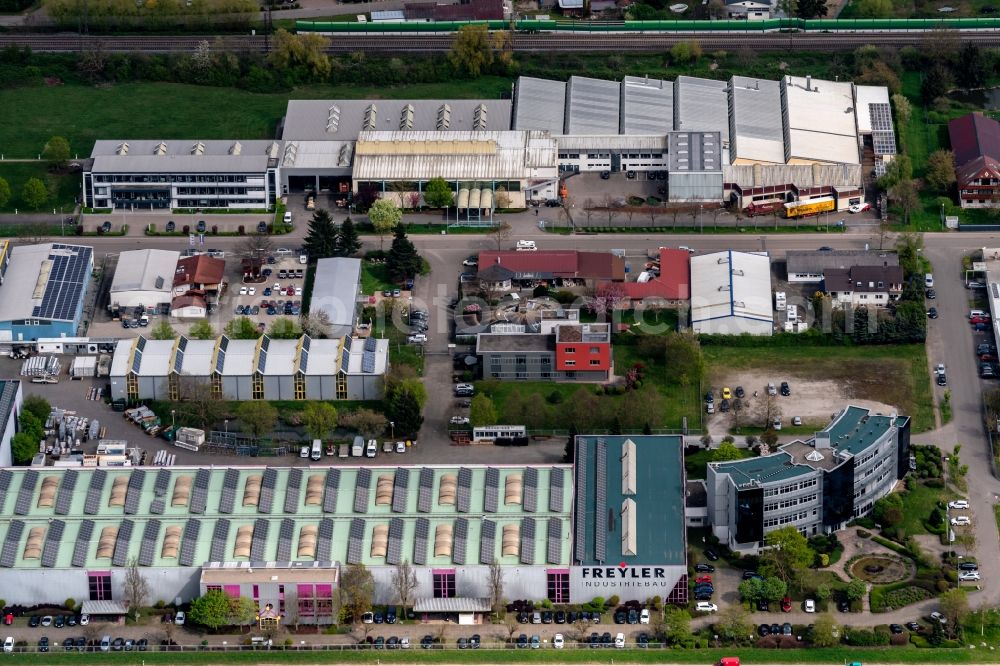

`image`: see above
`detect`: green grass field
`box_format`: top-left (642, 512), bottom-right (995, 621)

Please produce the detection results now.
top-left (0, 162), bottom-right (79, 213)
top-left (897, 480), bottom-right (954, 537)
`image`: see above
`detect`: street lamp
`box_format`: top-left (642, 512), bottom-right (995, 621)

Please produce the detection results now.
top-left (171, 409), bottom-right (175, 431)
top-left (390, 421), bottom-right (395, 440)
top-left (224, 419), bottom-right (229, 435)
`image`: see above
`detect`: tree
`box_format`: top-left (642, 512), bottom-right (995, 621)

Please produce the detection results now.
top-left (21, 177), bottom-right (48, 209)
top-left (267, 29), bottom-right (331, 77)
top-left (300, 311), bottom-right (332, 339)
top-left (388, 388), bottom-right (423, 437)
top-left (335, 217), bottom-right (362, 257)
top-left (487, 559), bottom-right (505, 616)
top-left (22, 395), bottom-right (50, 423)
top-left (391, 560), bottom-right (418, 617)
top-left (938, 588), bottom-right (969, 631)
top-left (238, 230), bottom-right (274, 264)
top-left (11, 432), bottom-right (36, 466)
top-left (776, 0), bottom-right (797, 14)
top-left (150, 320), bottom-right (176, 340)
top-left (338, 408), bottom-right (387, 439)
top-left (846, 578), bottom-right (866, 602)
top-left (588, 283), bottom-right (627, 318)
top-left (662, 606), bottom-right (692, 645)
top-left (387, 374), bottom-right (428, 410)
top-left (368, 199), bottom-right (401, 250)
top-left (448, 24), bottom-right (494, 76)
top-left (715, 604), bottom-right (752, 642)
top-left (0, 177), bottom-right (10, 208)
top-left (470, 394), bottom-right (498, 427)
top-left (504, 613), bottom-right (519, 641)
top-left (301, 402), bottom-right (337, 440)
top-left (795, 0), bottom-right (827, 18)
top-left (669, 40), bottom-right (702, 64)
top-left (811, 613), bottom-right (841, 647)
top-left (224, 316), bottom-right (261, 339)
top-left (122, 557), bottom-right (149, 621)
top-left (925, 150), bottom-right (956, 193)
top-left (42, 135), bottom-right (71, 168)
top-left (486, 221), bottom-right (512, 251)
top-left (188, 319), bottom-right (215, 340)
top-left (889, 180), bottom-right (920, 226)
top-left (762, 576), bottom-right (787, 603)
top-left (663, 332), bottom-right (705, 388)
top-left (891, 94), bottom-right (912, 128)
top-left (304, 208), bottom-right (338, 260)
top-left (189, 589), bottom-right (232, 632)
top-left (921, 64), bottom-right (953, 102)
top-left (172, 379), bottom-right (226, 431)
top-left (387, 224), bottom-right (422, 282)
top-left (422, 177), bottom-right (453, 209)
top-left (711, 441), bottom-right (743, 462)
top-left (341, 563), bottom-right (374, 624)
top-left (877, 154), bottom-right (913, 191)
top-left (856, 0), bottom-right (891, 17)
top-left (230, 596), bottom-right (257, 630)
top-left (872, 493), bottom-right (904, 527)
top-left (956, 43), bottom-right (988, 89)
top-left (237, 401), bottom-right (277, 440)
top-left (760, 525), bottom-right (815, 584)
top-left (738, 577), bottom-right (765, 602)
top-left (268, 317), bottom-right (302, 339)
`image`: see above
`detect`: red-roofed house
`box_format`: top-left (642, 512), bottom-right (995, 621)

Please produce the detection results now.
top-left (948, 113), bottom-right (1000, 209)
top-left (610, 248), bottom-right (691, 304)
top-left (476, 250), bottom-right (625, 292)
top-left (173, 255), bottom-right (226, 297)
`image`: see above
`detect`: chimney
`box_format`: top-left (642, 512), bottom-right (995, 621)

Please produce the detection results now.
top-left (806, 75), bottom-right (812, 91)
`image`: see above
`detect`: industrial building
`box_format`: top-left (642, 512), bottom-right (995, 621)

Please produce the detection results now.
top-left (0, 433), bottom-right (690, 613)
top-left (690, 250), bottom-right (773, 335)
top-left (0, 241), bottom-right (93, 342)
top-left (108, 334), bottom-right (388, 403)
top-left (309, 258), bottom-right (362, 338)
top-left (108, 249), bottom-right (180, 311)
top-left (706, 406), bottom-right (910, 553)
top-left (0, 380), bottom-right (23, 468)
top-left (948, 113), bottom-right (1000, 209)
top-left (785, 249), bottom-right (898, 283)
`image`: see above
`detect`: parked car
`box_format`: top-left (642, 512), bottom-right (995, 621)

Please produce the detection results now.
top-left (927, 307), bottom-right (938, 319)
top-left (695, 602), bottom-right (718, 613)
top-left (196, 220), bottom-right (206, 233)
top-left (639, 608), bottom-right (650, 624)
top-left (553, 633), bottom-right (564, 649)
top-left (959, 571), bottom-right (981, 581)
top-left (614, 633), bottom-right (625, 648)
top-left (848, 202), bottom-right (871, 213)
top-left (804, 599), bottom-right (816, 613)
top-left (926, 288), bottom-right (936, 299)
top-left (781, 597), bottom-right (792, 612)
top-left (780, 381), bottom-right (790, 396)
top-left (949, 500), bottom-right (969, 509)
top-left (767, 382), bottom-right (777, 396)
top-left (174, 612), bottom-right (186, 626)
top-left (930, 611), bottom-right (947, 624)
top-left (906, 621), bottom-right (921, 632)
top-left (959, 561), bottom-right (979, 571)
top-left (758, 624), bottom-right (771, 637)
top-left (694, 563), bottom-right (715, 572)
top-left (951, 515), bottom-right (971, 526)
top-left (705, 548), bottom-right (719, 561)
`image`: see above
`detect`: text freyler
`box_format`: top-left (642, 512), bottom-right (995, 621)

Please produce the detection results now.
top-left (578, 566), bottom-right (669, 587)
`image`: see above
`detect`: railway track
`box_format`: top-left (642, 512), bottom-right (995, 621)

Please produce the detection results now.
top-left (2, 31), bottom-right (1000, 54)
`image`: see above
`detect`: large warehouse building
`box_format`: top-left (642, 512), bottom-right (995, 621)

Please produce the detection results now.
top-left (0, 435), bottom-right (688, 616)
top-left (0, 241), bottom-right (93, 342)
top-left (690, 250), bottom-right (773, 335)
top-left (706, 406), bottom-right (910, 553)
top-left (82, 74), bottom-right (892, 218)
top-left (108, 249), bottom-right (180, 311)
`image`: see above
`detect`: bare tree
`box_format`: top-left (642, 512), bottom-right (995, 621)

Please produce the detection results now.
top-left (504, 613), bottom-right (519, 641)
top-left (173, 378), bottom-right (227, 431)
top-left (238, 230), bottom-right (274, 262)
top-left (488, 559), bottom-right (505, 616)
top-left (123, 557), bottom-right (150, 621)
top-left (757, 393), bottom-right (782, 429)
top-left (300, 310), bottom-right (332, 338)
top-left (647, 206), bottom-right (660, 227)
top-left (486, 221), bottom-right (512, 250)
top-left (584, 198), bottom-right (596, 227)
top-left (731, 396), bottom-right (745, 432)
top-left (670, 207), bottom-right (681, 229)
top-left (391, 560), bottom-right (418, 617)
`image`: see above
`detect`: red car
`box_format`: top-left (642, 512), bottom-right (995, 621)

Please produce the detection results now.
top-left (3, 613), bottom-right (12, 625)
top-left (971, 316), bottom-right (992, 325)
top-left (695, 575), bottom-right (713, 584)
top-left (781, 597), bottom-right (792, 612)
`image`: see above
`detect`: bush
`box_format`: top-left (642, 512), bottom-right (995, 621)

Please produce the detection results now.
top-left (64, 598), bottom-right (75, 611)
top-left (844, 628), bottom-right (891, 646)
top-left (857, 529), bottom-right (871, 538)
top-left (606, 595), bottom-right (620, 608)
top-left (547, 390), bottom-right (563, 405)
top-left (238, 225), bottom-right (245, 235)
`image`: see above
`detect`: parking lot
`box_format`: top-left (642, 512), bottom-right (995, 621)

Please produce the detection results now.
top-left (231, 253), bottom-right (307, 323)
top-left (564, 171), bottom-right (664, 206)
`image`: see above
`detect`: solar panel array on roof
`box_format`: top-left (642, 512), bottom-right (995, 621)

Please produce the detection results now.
top-left (391, 469), bottom-right (409, 513)
top-left (55, 469), bottom-right (78, 515)
top-left (41, 519), bottom-right (65, 568)
top-left (453, 517), bottom-right (468, 565)
top-left (251, 518), bottom-right (269, 561)
top-left (869, 104), bottom-right (897, 155)
top-left (595, 439), bottom-right (608, 562)
top-left (484, 468), bottom-right (499, 513)
top-left (33, 245), bottom-right (92, 321)
top-left (284, 468), bottom-right (302, 514)
top-left (417, 468), bottom-right (433, 513)
top-left (132, 337), bottom-right (144, 374)
top-left (386, 517), bottom-right (404, 565)
top-left (0, 470), bottom-right (12, 514)
top-left (276, 518), bottom-right (295, 562)
top-left (362, 351), bottom-right (376, 373)
top-left (257, 336), bottom-right (270, 374)
top-left (323, 469), bottom-right (340, 513)
top-left (873, 131), bottom-right (897, 156)
top-left (154, 469), bottom-right (171, 497)
top-left (299, 336), bottom-right (310, 372)
top-left (347, 518), bottom-right (364, 564)
top-left (219, 469), bottom-right (240, 514)
top-left (14, 469), bottom-right (38, 515)
top-left (479, 519), bottom-right (496, 564)
top-left (340, 347), bottom-right (349, 371)
top-left (0, 521), bottom-right (24, 568)
top-left (174, 337), bottom-right (187, 373)
top-left (125, 469), bottom-right (145, 515)
top-left (138, 519), bottom-right (161, 567)
top-left (523, 467), bottom-right (538, 513)
top-left (364, 337), bottom-right (376, 352)
top-left (210, 519), bottom-right (231, 562)
top-left (457, 467), bottom-right (472, 513)
top-left (547, 518), bottom-right (562, 564)
top-left (550, 467), bottom-right (565, 513)
top-left (573, 442), bottom-right (588, 562)
top-left (316, 518), bottom-right (334, 562)
top-left (190, 469), bottom-right (211, 514)
top-left (412, 517), bottom-right (429, 565)
top-left (520, 517), bottom-right (536, 565)
top-left (354, 468), bottom-right (371, 514)
top-left (112, 519), bottom-right (134, 566)
top-left (150, 499), bottom-right (165, 515)
top-left (179, 519), bottom-right (200, 566)
top-left (71, 520), bottom-right (94, 568)
top-left (258, 468), bottom-right (277, 514)
top-left (216, 336), bottom-right (230, 374)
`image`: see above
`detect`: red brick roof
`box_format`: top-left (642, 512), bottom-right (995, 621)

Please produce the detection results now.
top-left (174, 255), bottom-right (225, 288)
top-left (949, 113), bottom-right (1000, 184)
top-left (477, 251), bottom-right (625, 281)
top-left (170, 292), bottom-right (206, 310)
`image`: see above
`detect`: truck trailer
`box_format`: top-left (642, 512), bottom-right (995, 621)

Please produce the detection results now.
top-left (783, 196), bottom-right (835, 219)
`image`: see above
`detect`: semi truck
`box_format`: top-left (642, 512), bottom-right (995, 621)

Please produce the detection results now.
top-left (783, 196), bottom-right (835, 219)
top-left (744, 200), bottom-right (784, 217)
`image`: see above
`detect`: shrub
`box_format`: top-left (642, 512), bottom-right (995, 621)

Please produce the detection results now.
top-left (238, 225), bottom-right (245, 235)
top-left (935, 580), bottom-right (950, 593)
top-left (606, 595), bottom-right (620, 608)
top-left (182, 225), bottom-right (190, 234)
top-left (547, 390), bottom-right (564, 405)
top-left (64, 598), bottom-right (75, 611)
top-left (857, 529), bottom-right (871, 538)
top-left (844, 628), bottom-right (890, 646)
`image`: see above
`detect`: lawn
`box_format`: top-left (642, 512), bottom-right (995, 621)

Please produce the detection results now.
top-left (897, 481), bottom-right (954, 538)
top-left (702, 342), bottom-right (934, 433)
top-left (684, 446), bottom-right (752, 479)
top-left (0, 162), bottom-right (79, 213)
top-left (360, 262), bottom-right (396, 296)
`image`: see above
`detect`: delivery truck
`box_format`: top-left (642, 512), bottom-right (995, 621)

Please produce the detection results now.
top-left (783, 196), bottom-right (835, 219)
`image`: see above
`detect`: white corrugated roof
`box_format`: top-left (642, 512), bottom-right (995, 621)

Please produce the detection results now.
top-left (566, 76), bottom-right (620, 135)
top-left (90, 140), bottom-right (277, 174)
top-left (854, 85), bottom-right (891, 134)
top-left (110, 249), bottom-right (179, 295)
top-left (783, 76), bottom-right (859, 164)
top-left (690, 250), bottom-right (772, 325)
top-left (312, 258), bottom-right (361, 336)
top-left (730, 76), bottom-right (784, 164)
top-left (623, 75), bottom-right (673, 135)
top-left (675, 76), bottom-right (730, 143)
top-left (512, 77), bottom-right (567, 134)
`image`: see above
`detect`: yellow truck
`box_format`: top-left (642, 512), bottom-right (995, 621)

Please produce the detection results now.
top-left (783, 196), bottom-right (835, 219)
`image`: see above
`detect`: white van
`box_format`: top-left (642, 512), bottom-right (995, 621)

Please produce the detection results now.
top-left (310, 439), bottom-right (322, 461)
top-left (351, 436), bottom-right (364, 457)
top-left (365, 439), bottom-right (377, 458)
top-left (970, 309), bottom-right (986, 319)
top-left (515, 240), bottom-right (537, 251)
